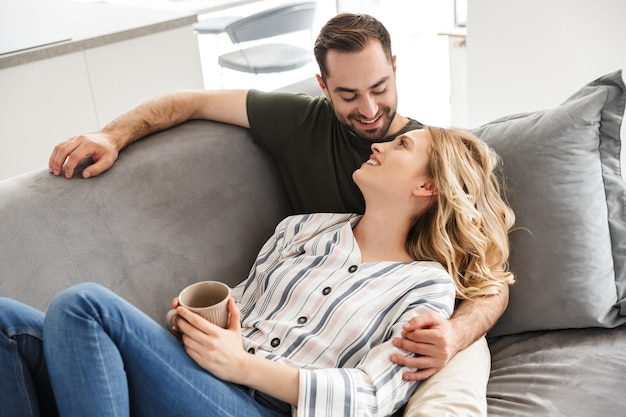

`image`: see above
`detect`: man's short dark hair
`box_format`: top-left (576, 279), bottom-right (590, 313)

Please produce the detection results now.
top-left (314, 13), bottom-right (393, 81)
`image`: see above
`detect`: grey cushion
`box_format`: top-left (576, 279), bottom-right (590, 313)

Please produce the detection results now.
top-left (487, 324), bottom-right (626, 416)
top-left (472, 71), bottom-right (626, 336)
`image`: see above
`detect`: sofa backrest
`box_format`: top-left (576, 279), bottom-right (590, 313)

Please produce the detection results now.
top-left (0, 120), bottom-right (291, 322)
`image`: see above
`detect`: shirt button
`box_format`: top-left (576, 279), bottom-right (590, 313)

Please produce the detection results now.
top-left (247, 347), bottom-right (255, 354)
top-left (297, 316), bottom-right (308, 324)
top-left (271, 338), bottom-right (281, 348)
top-left (348, 265), bottom-right (358, 273)
top-left (322, 287), bottom-right (331, 295)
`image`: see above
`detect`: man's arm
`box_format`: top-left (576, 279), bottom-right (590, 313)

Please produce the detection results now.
top-left (49, 89), bottom-right (249, 179)
top-left (390, 286), bottom-right (508, 380)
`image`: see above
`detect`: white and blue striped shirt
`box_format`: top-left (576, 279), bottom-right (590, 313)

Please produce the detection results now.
top-left (232, 213), bottom-right (456, 417)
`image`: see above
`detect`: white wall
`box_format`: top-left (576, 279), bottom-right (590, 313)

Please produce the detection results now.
top-left (0, 26), bottom-right (203, 181)
top-left (465, 0), bottom-right (626, 128)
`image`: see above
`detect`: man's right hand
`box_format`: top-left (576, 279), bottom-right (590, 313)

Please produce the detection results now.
top-left (49, 131), bottom-right (119, 179)
top-left (48, 90), bottom-right (250, 179)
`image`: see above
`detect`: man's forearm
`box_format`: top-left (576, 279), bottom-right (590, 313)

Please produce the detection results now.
top-left (101, 91), bottom-right (203, 151)
top-left (450, 285), bottom-right (509, 352)
top-left (103, 89), bottom-right (250, 151)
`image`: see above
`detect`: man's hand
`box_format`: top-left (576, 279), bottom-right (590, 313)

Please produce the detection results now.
top-left (391, 290), bottom-right (508, 380)
top-left (49, 132), bottom-right (119, 179)
top-left (390, 310), bottom-right (459, 381)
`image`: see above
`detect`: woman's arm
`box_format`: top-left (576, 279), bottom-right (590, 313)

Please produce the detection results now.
top-left (391, 287), bottom-right (508, 380)
top-left (297, 304), bottom-right (453, 417)
top-left (175, 299), bottom-right (301, 405)
top-left (172, 214), bottom-right (300, 403)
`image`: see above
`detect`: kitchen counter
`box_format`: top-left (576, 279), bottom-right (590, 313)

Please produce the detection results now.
top-left (0, 0), bottom-right (200, 69)
top-left (0, 0), bottom-right (255, 180)
top-left (0, 0), bottom-right (265, 70)
top-left (0, 0), bottom-right (271, 181)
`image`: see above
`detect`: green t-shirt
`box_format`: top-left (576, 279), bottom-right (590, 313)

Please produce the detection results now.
top-left (247, 89), bottom-right (423, 215)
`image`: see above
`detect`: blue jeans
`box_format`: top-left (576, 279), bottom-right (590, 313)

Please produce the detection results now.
top-left (0, 298), bottom-right (58, 417)
top-left (2, 283), bottom-right (291, 417)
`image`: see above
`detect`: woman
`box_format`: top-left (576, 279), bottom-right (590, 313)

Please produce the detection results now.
top-left (0, 126), bottom-right (514, 417)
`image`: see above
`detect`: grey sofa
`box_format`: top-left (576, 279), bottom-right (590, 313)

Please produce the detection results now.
top-left (2, 73), bottom-right (626, 416)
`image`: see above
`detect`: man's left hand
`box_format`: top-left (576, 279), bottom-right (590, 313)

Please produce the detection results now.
top-left (390, 310), bottom-right (458, 380)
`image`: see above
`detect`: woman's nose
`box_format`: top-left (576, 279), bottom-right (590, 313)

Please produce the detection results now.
top-left (371, 142), bottom-right (383, 153)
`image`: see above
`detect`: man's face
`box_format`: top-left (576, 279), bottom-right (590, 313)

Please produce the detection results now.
top-left (317, 40), bottom-right (400, 142)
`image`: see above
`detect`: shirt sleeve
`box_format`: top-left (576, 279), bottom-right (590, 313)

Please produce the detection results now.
top-left (232, 214), bottom-right (318, 309)
top-left (297, 281), bottom-right (455, 417)
top-left (231, 215), bottom-right (289, 307)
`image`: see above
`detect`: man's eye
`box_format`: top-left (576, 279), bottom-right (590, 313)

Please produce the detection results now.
top-left (341, 96), bottom-right (356, 103)
top-left (373, 88), bottom-right (387, 95)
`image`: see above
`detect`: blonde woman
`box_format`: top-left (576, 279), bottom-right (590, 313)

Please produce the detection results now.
top-left (0, 126), bottom-right (513, 417)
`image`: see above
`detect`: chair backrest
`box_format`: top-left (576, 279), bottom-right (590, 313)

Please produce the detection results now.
top-left (224, 2), bottom-right (317, 44)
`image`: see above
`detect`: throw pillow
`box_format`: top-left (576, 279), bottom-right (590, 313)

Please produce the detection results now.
top-left (471, 70), bottom-right (626, 337)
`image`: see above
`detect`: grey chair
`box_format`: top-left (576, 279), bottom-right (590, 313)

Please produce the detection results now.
top-left (217, 2), bottom-right (317, 75)
top-left (192, 15), bottom-right (243, 61)
top-left (193, 16), bottom-right (242, 35)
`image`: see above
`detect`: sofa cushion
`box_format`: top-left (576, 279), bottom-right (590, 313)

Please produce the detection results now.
top-left (487, 324), bottom-right (626, 416)
top-left (472, 71), bottom-right (626, 336)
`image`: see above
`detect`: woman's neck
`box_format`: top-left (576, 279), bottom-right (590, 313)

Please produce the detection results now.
top-left (352, 209), bottom-right (415, 263)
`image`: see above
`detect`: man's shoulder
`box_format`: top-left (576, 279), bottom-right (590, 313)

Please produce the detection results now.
top-left (406, 118), bottom-right (425, 129)
top-left (400, 118), bottom-right (424, 133)
top-left (248, 88), bottom-right (325, 104)
top-left (247, 89), bottom-right (332, 121)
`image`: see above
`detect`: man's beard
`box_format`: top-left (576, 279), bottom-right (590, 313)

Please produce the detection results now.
top-left (345, 107), bottom-right (397, 142)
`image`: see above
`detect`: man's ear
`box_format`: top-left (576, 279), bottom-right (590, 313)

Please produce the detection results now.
top-left (315, 74), bottom-right (330, 98)
top-left (413, 180), bottom-right (437, 197)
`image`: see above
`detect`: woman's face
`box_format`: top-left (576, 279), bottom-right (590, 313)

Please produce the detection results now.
top-left (353, 128), bottom-right (434, 201)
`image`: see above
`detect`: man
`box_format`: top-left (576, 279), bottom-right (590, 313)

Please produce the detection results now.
top-left (49, 13), bottom-right (505, 415)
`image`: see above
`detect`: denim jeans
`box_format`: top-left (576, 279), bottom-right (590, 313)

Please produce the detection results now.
top-left (2, 284), bottom-right (291, 417)
top-left (0, 298), bottom-right (58, 417)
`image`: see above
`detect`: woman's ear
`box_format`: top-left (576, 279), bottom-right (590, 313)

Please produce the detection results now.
top-left (413, 180), bottom-right (437, 197)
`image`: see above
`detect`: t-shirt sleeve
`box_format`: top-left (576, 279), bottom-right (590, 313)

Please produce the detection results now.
top-left (246, 89), bottom-right (329, 157)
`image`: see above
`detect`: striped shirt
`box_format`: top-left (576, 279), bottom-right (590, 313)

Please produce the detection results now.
top-left (232, 213), bottom-right (456, 417)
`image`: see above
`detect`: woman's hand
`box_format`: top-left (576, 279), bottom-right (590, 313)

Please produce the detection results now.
top-left (175, 298), bottom-right (249, 383)
top-left (165, 297), bottom-right (181, 337)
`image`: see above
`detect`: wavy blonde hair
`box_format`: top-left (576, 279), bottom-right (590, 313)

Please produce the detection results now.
top-left (408, 126), bottom-right (515, 299)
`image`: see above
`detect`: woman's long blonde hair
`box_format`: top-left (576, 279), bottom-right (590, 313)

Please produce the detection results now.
top-left (408, 126), bottom-right (515, 299)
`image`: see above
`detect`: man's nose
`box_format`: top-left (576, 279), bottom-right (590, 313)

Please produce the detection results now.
top-left (359, 95), bottom-right (379, 119)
